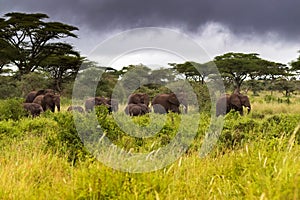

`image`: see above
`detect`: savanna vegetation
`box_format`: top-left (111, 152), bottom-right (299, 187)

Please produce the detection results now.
top-left (0, 12), bottom-right (300, 199)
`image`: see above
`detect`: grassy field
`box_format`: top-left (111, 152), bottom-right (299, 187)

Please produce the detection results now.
top-left (0, 93), bottom-right (299, 199)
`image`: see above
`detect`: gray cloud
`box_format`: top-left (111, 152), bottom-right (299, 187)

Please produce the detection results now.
top-left (1, 0), bottom-right (300, 39)
top-left (1, 0), bottom-right (299, 64)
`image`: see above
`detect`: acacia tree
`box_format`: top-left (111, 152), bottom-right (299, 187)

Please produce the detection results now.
top-left (0, 12), bottom-right (78, 79)
top-left (169, 61), bottom-right (217, 84)
top-left (214, 53), bottom-right (261, 92)
top-left (214, 52), bottom-right (286, 92)
top-left (40, 44), bottom-right (84, 92)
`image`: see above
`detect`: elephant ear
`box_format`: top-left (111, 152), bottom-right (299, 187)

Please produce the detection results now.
top-left (142, 93), bottom-right (150, 105)
top-left (168, 93), bottom-right (180, 105)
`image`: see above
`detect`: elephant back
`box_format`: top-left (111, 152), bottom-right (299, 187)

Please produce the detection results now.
top-left (128, 93), bottom-right (150, 106)
top-left (23, 103), bottom-right (43, 117)
top-left (25, 89), bottom-right (56, 103)
top-left (33, 95), bottom-right (44, 105)
top-left (25, 91), bottom-right (38, 103)
top-left (67, 105), bottom-right (84, 113)
top-left (125, 103), bottom-right (149, 116)
top-left (152, 93), bottom-right (181, 114)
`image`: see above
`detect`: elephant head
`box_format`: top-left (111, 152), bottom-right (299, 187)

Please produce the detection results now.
top-left (128, 93), bottom-right (150, 107)
top-left (238, 94), bottom-right (251, 114)
top-left (41, 93), bottom-right (60, 112)
top-left (229, 93), bottom-right (251, 115)
top-left (152, 93), bottom-right (181, 114)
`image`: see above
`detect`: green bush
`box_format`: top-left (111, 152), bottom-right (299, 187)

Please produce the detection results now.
top-left (0, 98), bottom-right (27, 121)
top-left (46, 111), bottom-right (91, 163)
top-left (0, 76), bottom-right (21, 99)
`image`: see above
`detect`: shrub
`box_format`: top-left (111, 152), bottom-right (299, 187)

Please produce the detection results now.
top-left (46, 112), bottom-right (92, 163)
top-left (0, 98), bottom-right (27, 121)
top-left (0, 76), bottom-right (21, 99)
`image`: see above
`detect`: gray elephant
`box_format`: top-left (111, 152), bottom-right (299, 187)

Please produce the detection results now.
top-left (216, 93), bottom-right (251, 116)
top-left (124, 103), bottom-right (150, 116)
top-left (152, 93), bottom-right (181, 114)
top-left (25, 89), bottom-right (55, 103)
top-left (84, 97), bottom-right (110, 112)
top-left (128, 93), bottom-right (150, 107)
top-left (23, 103), bottom-right (44, 117)
top-left (67, 105), bottom-right (84, 113)
top-left (33, 93), bottom-right (60, 112)
top-left (107, 98), bottom-right (119, 112)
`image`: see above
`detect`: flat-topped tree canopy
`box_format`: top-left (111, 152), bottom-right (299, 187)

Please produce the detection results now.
top-left (214, 52), bottom-right (287, 92)
top-left (0, 12), bottom-right (79, 79)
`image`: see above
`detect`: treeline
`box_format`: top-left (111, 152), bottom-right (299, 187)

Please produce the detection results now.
top-left (1, 12), bottom-right (300, 100)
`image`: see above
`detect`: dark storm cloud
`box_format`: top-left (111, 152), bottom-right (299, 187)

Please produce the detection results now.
top-left (1, 0), bottom-right (300, 39)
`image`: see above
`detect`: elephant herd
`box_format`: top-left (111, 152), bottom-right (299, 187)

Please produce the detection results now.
top-left (124, 92), bottom-right (188, 116)
top-left (70, 92), bottom-right (188, 117)
top-left (23, 89), bottom-right (60, 117)
top-left (22, 89), bottom-right (251, 118)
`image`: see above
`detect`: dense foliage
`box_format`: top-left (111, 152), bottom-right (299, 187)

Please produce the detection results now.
top-left (0, 94), bottom-right (299, 199)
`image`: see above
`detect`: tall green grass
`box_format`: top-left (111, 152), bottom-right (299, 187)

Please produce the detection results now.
top-left (0, 96), bottom-right (299, 199)
top-left (0, 132), bottom-right (298, 199)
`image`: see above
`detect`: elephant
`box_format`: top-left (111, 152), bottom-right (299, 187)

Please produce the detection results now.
top-left (106, 98), bottom-right (119, 112)
top-left (84, 97), bottom-right (111, 112)
top-left (25, 89), bottom-right (55, 103)
top-left (128, 93), bottom-right (150, 107)
top-left (124, 103), bottom-right (150, 116)
top-left (23, 103), bottom-right (44, 117)
top-left (33, 93), bottom-right (60, 112)
top-left (67, 105), bottom-right (84, 113)
top-left (216, 93), bottom-right (251, 116)
top-left (152, 93), bottom-right (181, 114)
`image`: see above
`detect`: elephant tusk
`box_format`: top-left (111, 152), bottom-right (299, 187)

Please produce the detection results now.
top-left (247, 107), bottom-right (251, 113)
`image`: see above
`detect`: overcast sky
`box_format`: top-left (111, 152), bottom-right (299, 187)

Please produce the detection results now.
top-left (1, 0), bottom-right (300, 68)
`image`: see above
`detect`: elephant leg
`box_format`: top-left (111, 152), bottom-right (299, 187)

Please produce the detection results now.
top-left (239, 109), bottom-right (244, 116)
